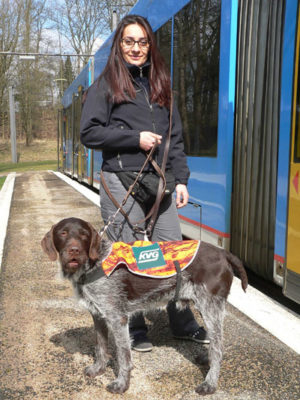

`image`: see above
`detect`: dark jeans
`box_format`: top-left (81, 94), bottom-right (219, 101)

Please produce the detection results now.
top-left (129, 302), bottom-right (199, 337)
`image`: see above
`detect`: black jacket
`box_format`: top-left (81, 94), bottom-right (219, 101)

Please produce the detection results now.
top-left (80, 64), bottom-right (190, 185)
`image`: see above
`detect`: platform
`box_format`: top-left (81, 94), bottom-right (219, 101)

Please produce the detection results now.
top-left (0, 171), bottom-right (299, 400)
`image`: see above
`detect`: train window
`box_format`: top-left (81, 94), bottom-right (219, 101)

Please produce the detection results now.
top-left (155, 19), bottom-right (172, 75)
top-left (173, 0), bottom-right (221, 157)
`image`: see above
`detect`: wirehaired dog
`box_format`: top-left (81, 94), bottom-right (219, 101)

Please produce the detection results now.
top-left (41, 217), bottom-right (248, 395)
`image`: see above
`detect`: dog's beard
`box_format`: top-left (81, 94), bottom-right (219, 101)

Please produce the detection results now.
top-left (60, 253), bottom-right (88, 277)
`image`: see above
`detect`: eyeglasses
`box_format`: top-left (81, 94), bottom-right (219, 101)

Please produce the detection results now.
top-left (121, 37), bottom-right (150, 49)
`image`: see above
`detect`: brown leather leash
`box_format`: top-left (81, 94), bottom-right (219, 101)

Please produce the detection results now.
top-left (100, 142), bottom-right (165, 226)
top-left (146, 94), bottom-right (173, 236)
top-left (100, 93), bottom-right (174, 240)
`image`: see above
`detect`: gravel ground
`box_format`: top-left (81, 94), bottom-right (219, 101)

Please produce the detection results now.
top-left (0, 171), bottom-right (299, 400)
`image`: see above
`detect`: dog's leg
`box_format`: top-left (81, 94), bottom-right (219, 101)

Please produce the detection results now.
top-left (105, 315), bottom-right (133, 394)
top-left (85, 314), bottom-right (109, 378)
top-left (194, 295), bottom-right (226, 395)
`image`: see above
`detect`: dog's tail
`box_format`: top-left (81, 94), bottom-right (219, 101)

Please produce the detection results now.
top-left (226, 252), bottom-right (248, 292)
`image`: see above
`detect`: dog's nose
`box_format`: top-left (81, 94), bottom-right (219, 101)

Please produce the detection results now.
top-left (68, 246), bottom-right (80, 255)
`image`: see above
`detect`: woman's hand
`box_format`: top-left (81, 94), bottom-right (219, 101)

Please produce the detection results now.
top-left (175, 184), bottom-right (189, 208)
top-left (140, 131), bottom-right (162, 151)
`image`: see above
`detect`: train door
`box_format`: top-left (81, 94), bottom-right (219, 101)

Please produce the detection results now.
top-left (284, 11), bottom-right (300, 304)
top-left (65, 105), bottom-right (73, 175)
top-left (57, 108), bottom-right (63, 170)
top-left (72, 91), bottom-right (79, 179)
top-left (72, 87), bottom-right (87, 182)
top-left (62, 110), bottom-right (67, 171)
top-left (231, 0), bottom-right (284, 280)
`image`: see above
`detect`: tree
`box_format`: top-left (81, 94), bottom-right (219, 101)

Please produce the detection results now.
top-left (0, 0), bottom-right (137, 145)
top-left (64, 55), bottom-right (74, 87)
top-left (17, 0), bottom-right (47, 144)
top-left (50, 0), bottom-right (108, 73)
top-left (17, 0), bottom-right (58, 144)
top-left (0, 0), bottom-right (23, 139)
top-left (51, 0), bottom-right (136, 73)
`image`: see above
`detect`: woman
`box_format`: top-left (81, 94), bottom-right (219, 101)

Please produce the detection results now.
top-left (80, 14), bottom-right (209, 352)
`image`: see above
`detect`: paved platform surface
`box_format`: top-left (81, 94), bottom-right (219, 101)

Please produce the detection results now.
top-left (0, 171), bottom-right (299, 400)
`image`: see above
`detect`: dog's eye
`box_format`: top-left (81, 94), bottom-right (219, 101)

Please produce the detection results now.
top-left (79, 229), bottom-right (89, 239)
top-left (60, 231), bottom-right (68, 237)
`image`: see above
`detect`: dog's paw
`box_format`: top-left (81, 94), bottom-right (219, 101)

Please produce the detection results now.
top-left (195, 381), bottom-right (216, 395)
top-left (106, 379), bottom-right (129, 394)
top-left (84, 363), bottom-right (105, 378)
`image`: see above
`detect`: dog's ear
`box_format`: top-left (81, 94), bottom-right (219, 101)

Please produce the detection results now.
top-left (87, 223), bottom-right (101, 261)
top-left (41, 226), bottom-right (58, 261)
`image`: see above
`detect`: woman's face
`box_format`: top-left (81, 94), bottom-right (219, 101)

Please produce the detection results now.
top-left (120, 23), bottom-right (150, 67)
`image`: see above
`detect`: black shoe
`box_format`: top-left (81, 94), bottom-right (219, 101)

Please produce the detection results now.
top-left (131, 332), bottom-right (153, 352)
top-left (173, 327), bottom-right (210, 344)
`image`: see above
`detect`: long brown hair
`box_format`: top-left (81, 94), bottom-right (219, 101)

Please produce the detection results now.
top-left (101, 15), bottom-right (171, 107)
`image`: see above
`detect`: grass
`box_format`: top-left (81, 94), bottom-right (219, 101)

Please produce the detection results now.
top-left (0, 160), bottom-right (57, 174)
top-left (1, 138), bottom-right (57, 162)
top-left (0, 138), bottom-right (57, 175)
top-left (0, 176), bottom-right (6, 190)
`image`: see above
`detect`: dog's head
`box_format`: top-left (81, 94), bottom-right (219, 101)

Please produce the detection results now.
top-left (41, 217), bottom-right (101, 276)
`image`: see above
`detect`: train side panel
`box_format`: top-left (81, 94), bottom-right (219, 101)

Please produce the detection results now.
top-left (284, 2), bottom-right (300, 304)
top-left (274, 0), bottom-right (299, 286)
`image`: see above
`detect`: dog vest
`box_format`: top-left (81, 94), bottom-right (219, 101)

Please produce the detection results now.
top-left (102, 240), bottom-right (200, 278)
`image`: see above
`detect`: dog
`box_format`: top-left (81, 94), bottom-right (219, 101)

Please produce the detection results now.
top-left (41, 217), bottom-right (248, 395)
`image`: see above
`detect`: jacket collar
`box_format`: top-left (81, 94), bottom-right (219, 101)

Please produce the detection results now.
top-left (126, 61), bottom-right (151, 78)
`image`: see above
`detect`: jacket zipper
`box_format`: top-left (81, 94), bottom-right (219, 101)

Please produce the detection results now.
top-left (136, 74), bottom-right (156, 133)
top-left (136, 78), bottom-right (158, 165)
top-left (117, 152), bottom-right (123, 169)
top-left (117, 124), bottom-right (124, 168)
top-left (144, 91), bottom-right (156, 133)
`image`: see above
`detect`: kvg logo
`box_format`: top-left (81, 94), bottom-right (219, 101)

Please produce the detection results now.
top-left (138, 249), bottom-right (159, 263)
top-left (132, 243), bottom-right (166, 270)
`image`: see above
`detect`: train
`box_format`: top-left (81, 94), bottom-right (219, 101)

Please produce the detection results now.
top-left (58, 0), bottom-right (300, 305)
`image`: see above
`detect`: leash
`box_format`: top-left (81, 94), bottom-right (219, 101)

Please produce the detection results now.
top-left (100, 93), bottom-right (173, 240)
top-left (99, 143), bottom-right (164, 239)
top-left (173, 260), bottom-right (182, 302)
top-left (145, 94), bottom-right (173, 237)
